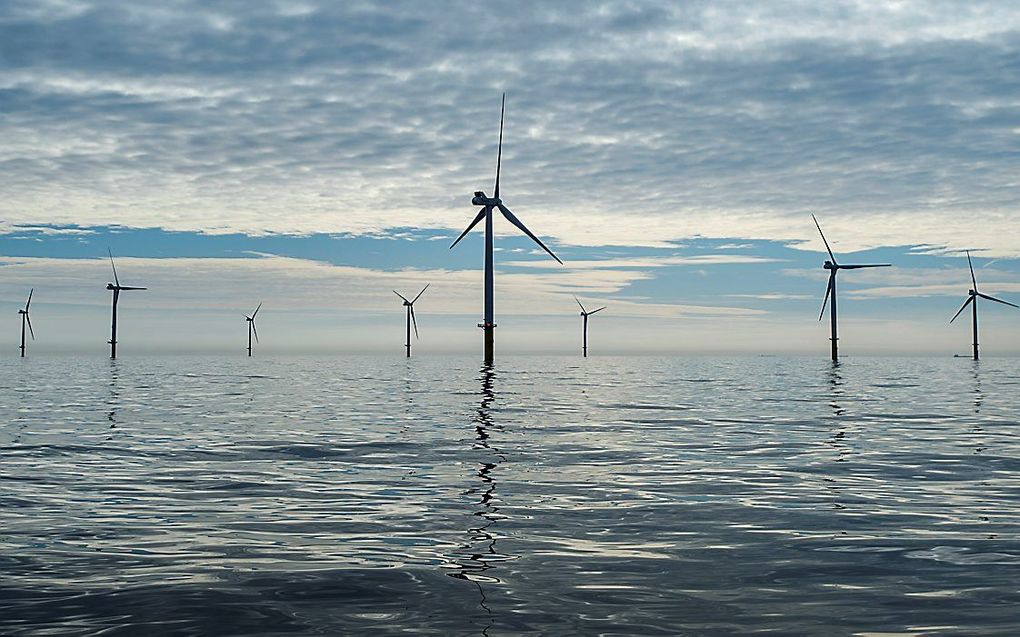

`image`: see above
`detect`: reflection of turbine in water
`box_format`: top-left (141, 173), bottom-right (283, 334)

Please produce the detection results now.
top-left (826, 362), bottom-right (846, 418)
top-left (446, 364), bottom-right (511, 635)
top-left (107, 359), bottom-right (119, 435)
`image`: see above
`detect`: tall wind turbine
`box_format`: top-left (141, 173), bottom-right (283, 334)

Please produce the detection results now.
top-left (813, 215), bottom-right (890, 362)
top-left (106, 250), bottom-right (146, 359)
top-left (245, 302), bottom-right (262, 357)
top-left (575, 297), bottom-right (605, 358)
top-left (450, 93), bottom-right (563, 364)
top-left (950, 249), bottom-right (1015, 358)
top-left (17, 289), bottom-right (34, 357)
top-left (394, 284), bottom-right (429, 358)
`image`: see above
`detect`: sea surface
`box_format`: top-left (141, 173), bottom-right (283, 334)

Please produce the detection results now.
top-left (2, 355), bottom-right (1019, 636)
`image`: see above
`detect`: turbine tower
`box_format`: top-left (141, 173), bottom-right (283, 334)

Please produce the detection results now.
top-left (450, 93), bottom-right (562, 363)
top-left (17, 289), bottom-right (34, 357)
top-left (106, 250), bottom-right (146, 359)
top-left (950, 250), bottom-right (1018, 360)
top-left (394, 284), bottom-right (429, 358)
top-left (813, 215), bottom-right (890, 362)
top-left (575, 296), bottom-right (605, 358)
top-left (245, 302), bottom-right (262, 357)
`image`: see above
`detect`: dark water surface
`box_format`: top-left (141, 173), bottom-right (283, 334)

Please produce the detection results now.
top-left (2, 356), bottom-right (1019, 635)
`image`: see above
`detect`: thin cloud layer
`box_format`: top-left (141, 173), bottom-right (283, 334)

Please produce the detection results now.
top-left (2, 1), bottom-right (1019, 254)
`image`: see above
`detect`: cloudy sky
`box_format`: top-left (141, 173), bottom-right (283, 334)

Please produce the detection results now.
top-left (2, 0), bottom-right (1019, 355)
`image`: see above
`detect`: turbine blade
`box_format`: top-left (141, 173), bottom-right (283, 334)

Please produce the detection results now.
top-left (840, 264), bottom-right (891, 269)
top-left (120, 286), bottom-right (146, 290)
top-left (393, 290), bottom-right (410, 303)
top-left (494, 92), bottom-right (505, 199)
top-left (252, 321), bottom-right (259, 343)
top-left (812, 214), bottom-right (837, 264)
top-left (977, 292), bottom-right (1019, 309)
top-left (26, 313), bottom-right (35, 340)
top-left (950, 295), bottom-right (974, 323)
top-left (574, 296), bottom-right (586, 313)
top-left (108, 249), bottom-right (120, 287)
top-left (819, 275), bottom-right (833, 321)
top-left (410, 305), bottom-right (419, 339)
top-left (967, 250), bottom-right (978, 292)
top-left (590, 306), bottom-right (607, 314)
top-left (411, 282), bottom-right (430, 304)
top-left (496, 204), bottom-right (562, 264)
top-left (26, 288), bottom-right (33, 310)
top-left (450, 208), bottom-right (487, 250)
top-left (252, 302), bottom-right (262, 318)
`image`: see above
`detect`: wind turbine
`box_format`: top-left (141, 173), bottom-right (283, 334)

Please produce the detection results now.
top-left (950, 250), bottom-right (1018, 360)
top-left (245, 302), bottom-right (262, 357)
top-left (106, 250), bottom-right (146, 359)
top-left (574, 297), bottom-right (605, 357)
top-left (394, 284), bottom-right (429, 358)
top-left (17, 289), bottom-right (34, 357)
top-left (450, 93), bottom-right (563, 364)
top-left (813, 215), bottom-right (890, 362)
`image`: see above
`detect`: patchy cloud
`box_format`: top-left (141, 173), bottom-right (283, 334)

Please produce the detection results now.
top-left (1, 0), bottom-right (1019, 255)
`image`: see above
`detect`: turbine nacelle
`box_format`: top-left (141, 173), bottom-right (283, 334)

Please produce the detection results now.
top-left (472, 191), bottom-right (501, 206)
top-left (823, 261), bottom-right (837, 270)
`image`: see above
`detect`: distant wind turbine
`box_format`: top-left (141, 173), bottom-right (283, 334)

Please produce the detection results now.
top-left (575, 297), bottom-right (606, 358)
top-left (17, 289), bottom-right (34, 358)
top-left (106, 250), bottom-right (146, 359)
top-left (813, 215), bottom-right (890, 362)
top-left (450, 93), bottom-right (563, 363)
top-left (245, 302), bottom-right (262, 357)
top-left (950, 249), bottom-right (1015, 360)
top-left (394, 284), bottom-right (429, 358)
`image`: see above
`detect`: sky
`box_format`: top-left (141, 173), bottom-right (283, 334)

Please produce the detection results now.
top-left (1, 0), bottom-right (1019, 356)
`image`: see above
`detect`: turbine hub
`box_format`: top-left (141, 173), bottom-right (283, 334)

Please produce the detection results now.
top-left (472, 191), bottom-right (500, 206)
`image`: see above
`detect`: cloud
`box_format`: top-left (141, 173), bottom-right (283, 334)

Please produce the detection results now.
top-left (1, 1), bottom-right (1020, 255)
top-left (0, 253), bottom-right (762, 319)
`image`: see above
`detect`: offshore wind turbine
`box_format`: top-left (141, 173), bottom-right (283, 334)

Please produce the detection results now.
top-left (106, 250), bottom-right (146, 359)
top-left (813, 215), bottom-right (890, 362)
top-left (575, 297), bottom-right (605, 357)
top-left (946, 248), bottom-right (1020, 358)
top-left (245, 302), bottom-right (262, 357)
top-left (394, 284), bottom-right (429, 358)
top-left (17, 289), bottom-right (34, 357)
top-left (450, 93), bottom-right (563, 363)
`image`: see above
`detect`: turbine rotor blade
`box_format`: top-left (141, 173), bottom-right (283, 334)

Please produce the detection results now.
top-left (251, 321), bottom-right (259, 343)
top-left (950, 295), bottom-right (974, 323)
top-left (977, 292), bottom-right (1019, 309)
top-left (410, 306), bottom-right (419, 339)
top-left (26, 313), bottom-right (35, 340)
top-left (120, 286), bottom-right (146, 290)
top-left (393, 290), bottom-right (410, 303)
top-left (108, 249), bottom-right (120, 287)
top-left (26, 288), bottom-right (33, 310)
top-left (494, 92), bottom-right (505, 199)
top-left (574, 296), bottom-right (586, 313)
top-left (840, 264), bottom-right (891, 269)
top-left (450, 208), bottom-right (487, 250)
top-left (811, 214), bottom-right (837, 265)
top-left (590, 306), bottom-right (607, 314)
top-left (819, 274), bottom-right (834, 321)
top-left (411, 282), bottom-right (430, 304)
top-left (967, 250), bottom-right (978, 292)
top-left (252, 302), bottom-right (262, 318)
top-left (496, 204), bottom-right (562, 264)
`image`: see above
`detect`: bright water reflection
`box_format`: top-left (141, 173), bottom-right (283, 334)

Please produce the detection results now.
top-left (2, 355), bottom-right (1020, 635)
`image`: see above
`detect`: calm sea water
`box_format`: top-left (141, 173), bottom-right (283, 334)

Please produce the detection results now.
top-left (2, 355), bottom-right (1019, 636)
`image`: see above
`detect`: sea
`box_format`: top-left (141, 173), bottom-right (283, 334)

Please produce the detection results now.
top-left (2, 355), bottom-right (1019, 636)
